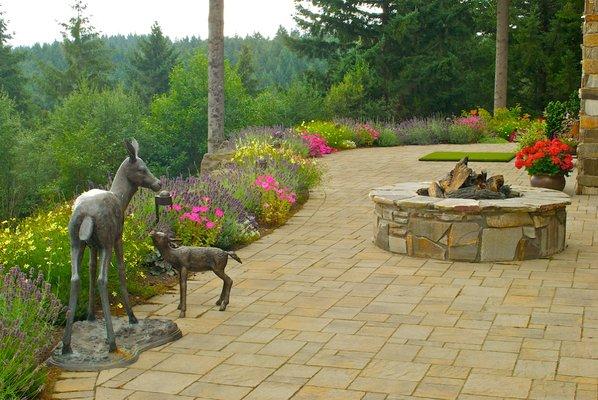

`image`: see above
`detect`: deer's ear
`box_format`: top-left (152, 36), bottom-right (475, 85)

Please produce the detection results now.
top-left (124, 139), bottom-right (139, 163)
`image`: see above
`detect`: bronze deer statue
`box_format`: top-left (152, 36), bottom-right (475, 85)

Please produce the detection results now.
top-left (150, 231), bottom-right (241, 317)
top-left (62, 139), bottom-right (161, 354)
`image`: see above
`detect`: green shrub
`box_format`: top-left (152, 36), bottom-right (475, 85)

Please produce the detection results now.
top-left (479, 106), bottom-right (531, 140)
top-left (0, 93), bottom-right (22, 219)
top-left (0, 203), bottom-right (156, 318)
top-left (250, 80), bottom-right (325, 127)
top-left (143, 52), bottom-right (252, 176)
top-left (447, 124), bottom-right (482, 144)
top-left (376, 129), bottom-right (399, 147)
top-left (47, 86), bottom-right (144, 197)
top-left (516, 120), bottom-right (548, 150)
top-left (300, 120), bottom-right (354, 148)
top-left (0, 267), bottom-right (62, 399)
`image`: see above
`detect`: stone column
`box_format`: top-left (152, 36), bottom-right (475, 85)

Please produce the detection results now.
top-left (579, 0), bottom-right (598, 194)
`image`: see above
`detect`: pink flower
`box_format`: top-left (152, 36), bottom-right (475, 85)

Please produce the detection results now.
top-left (205, 220), bottom-right (215, 229)
top-left (215, 208), bottom-right (224, 218)
top-left (202, 196), bottom-right (211, 203)
top-left (193, 205), bottom-right (209, 213)
top-left (172, 204), bottom-right (183, 212)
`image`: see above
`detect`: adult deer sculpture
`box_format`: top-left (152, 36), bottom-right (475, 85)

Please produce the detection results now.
top-left (62, 139), bottom-right (162, 354)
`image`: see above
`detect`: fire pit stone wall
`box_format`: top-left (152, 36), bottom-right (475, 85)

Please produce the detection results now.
top-left (371, 182), bottom-right (571, 262)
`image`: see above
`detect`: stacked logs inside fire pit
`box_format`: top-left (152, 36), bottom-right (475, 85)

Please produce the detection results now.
top-left (417, 157), bottom-right (519, 200)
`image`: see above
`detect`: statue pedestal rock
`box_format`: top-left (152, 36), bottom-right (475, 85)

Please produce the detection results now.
top-left (49, 318), bottom-right (181, 371)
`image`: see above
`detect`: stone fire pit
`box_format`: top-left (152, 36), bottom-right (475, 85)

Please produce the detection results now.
top-left (370, 182), bottom-right (571, 262)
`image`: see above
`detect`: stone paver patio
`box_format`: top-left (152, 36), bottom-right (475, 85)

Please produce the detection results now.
top-left (52, 144), bottom-right (598, 400)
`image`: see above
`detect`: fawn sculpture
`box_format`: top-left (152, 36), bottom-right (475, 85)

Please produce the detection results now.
top-left (62, 139), bottom-right (162, 354)
top-left (150, 231), bottom-right (241, 317)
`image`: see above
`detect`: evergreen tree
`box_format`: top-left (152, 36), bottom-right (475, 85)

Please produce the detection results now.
top-left (291, 0), bottom-right (482, 117)
top-left (40, 0), bottom-right (112, 105)
top-left (129, 22), bottom-right (178, 103)
top-left (0, 7), bottom-right (25, 107)
top-left (236, 43), bottom-right (259, 95)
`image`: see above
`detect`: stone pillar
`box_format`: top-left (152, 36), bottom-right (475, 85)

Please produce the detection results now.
top-left (579, 0), bottom-right (598, 193)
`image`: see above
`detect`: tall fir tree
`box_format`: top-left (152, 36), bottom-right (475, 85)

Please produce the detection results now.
top-left (129, 22), bottom-right (178, 103)
top-left (236, 43), bottom-right (259, 95)
top-left (291, 0), bottom-right (482, 117)
top-left (0, 6), bottom-right (25, 107)
top-left (40, 0), bottom-right (112, 106)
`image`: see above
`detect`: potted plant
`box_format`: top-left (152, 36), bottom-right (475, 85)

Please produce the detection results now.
top-left (515, 138), bottom-right (574, 191)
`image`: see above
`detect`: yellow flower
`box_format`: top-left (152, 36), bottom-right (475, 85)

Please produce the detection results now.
top-left (117, 303), bottom-right (123, 309)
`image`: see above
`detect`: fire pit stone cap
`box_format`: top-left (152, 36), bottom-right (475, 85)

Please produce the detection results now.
top-left (370, 182), bottom-right (571, 213)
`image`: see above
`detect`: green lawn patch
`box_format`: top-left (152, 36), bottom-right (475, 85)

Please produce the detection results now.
top-left (419, 151), bottom-right (515, 162)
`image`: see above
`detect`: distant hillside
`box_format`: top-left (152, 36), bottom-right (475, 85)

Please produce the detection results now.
top-left (15, 28), bottom-right (325, 106)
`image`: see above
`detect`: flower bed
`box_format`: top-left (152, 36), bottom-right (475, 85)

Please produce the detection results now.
top-left (0, 267), bottom-right (62, 399)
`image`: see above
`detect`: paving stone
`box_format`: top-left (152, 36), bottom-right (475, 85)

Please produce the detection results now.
top-left (244, 381), bottom-right (302, 400)
top-left (123, 371), bottom-right (198, 394)
top-left (94, 387), bottom-right (134, 400)
top-left (180, 381), bottom-right (251, 399)
top-left (54, 378), bottom-right (97, 393)
top-left (307, 367), bottom-right (360, 389)
top-left (201, 363), bottom-right (275, 387)
top-left (529, 380), bottom-right (576, 400)
top-left (291, 386), bottom-right (365, 400)
top-left (462, 373), bottom-right (531, 398)
top-left (454, 350), bottom-right (517, 370)
top-left (558, 357), bottom-right (598, 378)
top-left (153, 354), bottom-right (225, 375)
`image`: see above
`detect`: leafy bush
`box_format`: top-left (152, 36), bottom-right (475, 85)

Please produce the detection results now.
top-left (47, 86), bottom-right (144, 197)
top-left (0, 93), bottom-right (23, 219)
top-left (300, 120), bottom-right (354, 148)
top-left (143, 52), bottom-right (251, 176)
top-left (544, 93), bottom-right (580, 139)
top-left (0, 203), bottom-right (157, 318)
top-left (391, 117), bottom-right (450, 145)
top-left (353, 123), bottom-right (380, 147)
top-left (516, 120), bottom-right (548, 150)
top-left (250, 80), bottom-right (325, 127)
top-left (447, 124), bottom-right (482, 144)
top-left (376, 128), bottom-right (400, 147)
top-left (478, 106), bottom-right (531, 141)
top-left (0, 267), bottom-right (62, 399)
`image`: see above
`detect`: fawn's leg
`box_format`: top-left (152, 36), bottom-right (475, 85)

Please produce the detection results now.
top-left (179, 266), bottom-right (187, 318)
top-left (62, 243), bottom-right (85, 354)
top-left (87, 247), bottom-right (97, 321)
top-left (212, 268), bottom-right (233, 311)
top-left (98, 247), bottom-right (117, 352)
top-left (115, 238), bottom-right (138, 324)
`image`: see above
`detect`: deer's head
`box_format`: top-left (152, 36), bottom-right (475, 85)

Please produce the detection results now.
top-left (122, 139), bottom-right (161, 192)
top-left (150, 230), bottom-right (180, 250)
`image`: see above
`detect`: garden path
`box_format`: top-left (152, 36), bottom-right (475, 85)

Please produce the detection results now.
top-left (52, 144), bottom-right (597, 400)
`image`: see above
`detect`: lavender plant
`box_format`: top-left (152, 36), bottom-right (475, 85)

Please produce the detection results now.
top-left (0, 267), bottom-right (63, 399)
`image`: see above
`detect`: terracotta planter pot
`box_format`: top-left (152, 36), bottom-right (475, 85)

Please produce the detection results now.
top-left (530, 174), bottom-right (566, 191)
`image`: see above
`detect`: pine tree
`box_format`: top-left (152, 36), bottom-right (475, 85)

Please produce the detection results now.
top-left (40, 0), bottom-right (112, 105)
top-left (0, 7), bottom-right (25, 106)
top-left (236, 43), bottom-right (259, 95)
top-left (129, 22), bottom-right (178, 103)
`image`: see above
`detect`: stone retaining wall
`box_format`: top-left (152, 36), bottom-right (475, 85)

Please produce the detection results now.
top-left (371, 183), bottom-right (571, 262)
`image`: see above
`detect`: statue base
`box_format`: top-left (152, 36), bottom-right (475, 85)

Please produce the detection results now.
top-left (48, 318), bottom-right (182, 371)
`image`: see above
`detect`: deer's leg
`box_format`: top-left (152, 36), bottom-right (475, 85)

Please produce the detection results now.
top-left (62, 243), bottom-right (85, 355)
top-left (115, 238), bottom-right (138, 324)
top-left (87, 247), bottom-right (98, 321)
top-left (177, 267), bottom-right (182, 310)
top-left (98, 247), bottom-right (117, 352)
top-left (179, 266), bottom-right (187, 318)
top-left (212, 267), bottom-right (233, 311)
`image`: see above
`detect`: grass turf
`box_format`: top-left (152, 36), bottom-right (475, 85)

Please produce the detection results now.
top-left (419, 151), bottom-right (515, 162)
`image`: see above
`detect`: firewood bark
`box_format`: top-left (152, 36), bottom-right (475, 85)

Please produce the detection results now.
top-left (428, 181), bottom-right (444, 198)
top-left (443, 157), bottom-right (473, 194)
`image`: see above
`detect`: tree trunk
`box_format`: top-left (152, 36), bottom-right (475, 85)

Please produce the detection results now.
top-left (493, 0), bottom-right (509, 112)
top-left (208, 0), bottom-right (225, 153)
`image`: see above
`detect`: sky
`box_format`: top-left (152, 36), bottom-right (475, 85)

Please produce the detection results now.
top-left (2, 0), bottom-right (299, 46)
